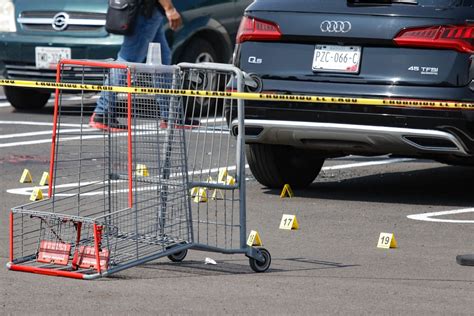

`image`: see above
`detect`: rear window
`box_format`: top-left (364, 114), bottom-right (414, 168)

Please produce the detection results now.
top-left (418, 0), bottom-right (474, 7)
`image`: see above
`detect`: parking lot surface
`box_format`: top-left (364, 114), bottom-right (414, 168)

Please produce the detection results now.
top-left (1, 101), bottom-right (474, 314)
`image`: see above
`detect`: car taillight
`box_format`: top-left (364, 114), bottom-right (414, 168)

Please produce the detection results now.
top-left (394, 25), bottom-right (474, 53)
top-left (236, 16), bottom-right (281, 44)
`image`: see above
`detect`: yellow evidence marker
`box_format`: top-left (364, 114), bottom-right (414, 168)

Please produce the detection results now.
top-left (190, 187), bottom-right (199, 197)
top-left (30, 187), bottom-right (44, 201)
top-left (135, 164), bottom-right (149, 177)
top-left (20, 169), bottom-right (33, 183)
top-left (39, 172), bottom-right (50, 186)
top-left (279, 214), bottom-right (299, 230)
top-left (218, 168), bottom-right (228, 183)
top-left (193, 188), bottom-right (208, 203)
top-left (246, 230), bottom-right (263, 247)
top-left (225, 175), bottom-right (235, 186)
top-left (205, 176), bottom-right (224, 200)
top-left (211, 189), bottom-right (224, 200)
top-left (280, 184), bottom-right (294, 198)
top-left (377, 232), bottom-right (398, 249)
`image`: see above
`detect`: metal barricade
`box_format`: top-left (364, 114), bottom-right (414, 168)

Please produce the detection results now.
top-left (7, 60), bottom-right (270, 279)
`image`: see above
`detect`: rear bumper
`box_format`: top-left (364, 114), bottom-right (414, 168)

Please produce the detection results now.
top-left (234, 71), bottom-right (474, 157)
top-left (234, 119), bottom-right (470, 157)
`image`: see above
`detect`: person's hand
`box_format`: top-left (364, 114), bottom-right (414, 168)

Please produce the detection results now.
top-left (165, 8), bottom-right (182, 31)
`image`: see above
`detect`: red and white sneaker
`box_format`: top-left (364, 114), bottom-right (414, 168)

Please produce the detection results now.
top-left (89, 113), bottom-right (127, 132)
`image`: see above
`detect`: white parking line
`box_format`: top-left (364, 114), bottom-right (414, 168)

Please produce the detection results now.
top-left (0, 121), bottom-right (82, 127)
top-left (0, 121), bottom-right (101, 147)
top-left (0, 128), bottom-right (97, 140)
top-left (0, 95), bottom-right (99, 109)
top-left (407, 208), bottom-right (474, 224)
top-left (6, 158), bottom-right (413, 197)
top-left (0, 119), bottom-right (230, 147)
top-left (322, 158), bottom-right (413, 170)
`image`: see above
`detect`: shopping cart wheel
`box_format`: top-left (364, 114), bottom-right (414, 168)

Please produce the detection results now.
top-left (249, 248), bottom-right (271, 273)
top-left (167, 249), bottom-right (188, 262)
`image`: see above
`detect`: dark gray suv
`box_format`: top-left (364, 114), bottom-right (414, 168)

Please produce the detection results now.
top-left (233, 0), bottom-right (474, 188)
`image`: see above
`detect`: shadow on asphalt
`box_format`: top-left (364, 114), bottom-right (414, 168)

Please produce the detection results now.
top-left (108, 257), bottom-right (358, 280)
top-left (262, 165), bottom-right (474, 207)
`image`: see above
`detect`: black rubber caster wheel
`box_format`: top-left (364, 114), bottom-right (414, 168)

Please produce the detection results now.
top-left (456, 254), bottom-right (474, 266)
top-left (167, 249), bottom-right (188, 262)
top-left (249, 248), bottom-right (271, 273)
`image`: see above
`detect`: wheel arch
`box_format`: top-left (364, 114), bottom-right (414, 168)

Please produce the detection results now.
top-left (171, 18), bottom-right (233, 64)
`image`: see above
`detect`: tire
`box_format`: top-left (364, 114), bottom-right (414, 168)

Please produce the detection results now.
top-left (180, 38), bottom-right (218, 64)
top-left (246, 144), bottom-right (325, 189)
top-left (249, 248), bottom-right (271, 273)
top-left (180, 38), bottom-right (221, 118)
top-left (4, 86), bottom-right (51, 111)
top-left (167, 249), bottom-right (188, 262)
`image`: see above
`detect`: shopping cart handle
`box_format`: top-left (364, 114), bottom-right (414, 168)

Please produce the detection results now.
top-left (189, 181), bottom-right (238, 190)
top-left (243, 73), bottom-right (258, 89)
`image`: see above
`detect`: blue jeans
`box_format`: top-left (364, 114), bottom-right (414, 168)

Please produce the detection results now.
top-left (94, 9), bottom-right (171, 115)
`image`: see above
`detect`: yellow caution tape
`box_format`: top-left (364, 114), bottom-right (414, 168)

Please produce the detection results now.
top-left (1, 78), bottom-right (474, 110)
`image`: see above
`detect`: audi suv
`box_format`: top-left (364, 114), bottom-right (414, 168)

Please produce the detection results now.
top-left (232, 0), bottom-right (474, 188)
top-left (0, 0), bottom-right (251, 110)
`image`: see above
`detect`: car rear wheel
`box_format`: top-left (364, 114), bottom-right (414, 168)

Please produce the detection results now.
top-left (180, 38), bottom-right (221, 118)
top-left (5, 86), bottom-right (51, 111)
top-left (180, 37), bottom-right (218, 63)
top-left (246, 144), bottom-right (325, 189)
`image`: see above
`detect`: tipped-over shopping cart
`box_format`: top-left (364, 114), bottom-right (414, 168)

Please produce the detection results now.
top-left (7, 59), bottom-right (270, 279)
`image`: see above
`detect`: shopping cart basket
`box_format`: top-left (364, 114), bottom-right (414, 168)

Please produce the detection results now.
top-left (7, 60), bottom-right (270, 279)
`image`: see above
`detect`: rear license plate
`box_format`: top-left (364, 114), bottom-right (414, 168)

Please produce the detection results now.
top-left (312, 45), bottom-right (361, 73)
top-left (35, 46), bottom-right (71, 69)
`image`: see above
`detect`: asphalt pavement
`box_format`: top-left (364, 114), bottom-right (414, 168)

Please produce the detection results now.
top-left (1, 100), bottom-right (474, 315)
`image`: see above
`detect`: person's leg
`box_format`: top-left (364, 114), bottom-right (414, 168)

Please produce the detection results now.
top-left (119, 10), bottom-right (164, 63)
top-left (151, 17), bottom-right (171, 65)
top-left (92, 10), bottom-right (163, 129)
top-left (149, 14), bottom-right (172, 122)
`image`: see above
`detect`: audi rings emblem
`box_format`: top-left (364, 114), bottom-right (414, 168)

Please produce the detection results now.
top-left (52, 12), bottom-right (69, 31)
top-left (320, 20), bottom-right (352, 33)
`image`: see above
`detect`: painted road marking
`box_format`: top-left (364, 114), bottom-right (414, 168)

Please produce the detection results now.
top-left (0, 120), bottom-right (82, 127)
top-left (0, 128), bottom-right (98, 140)
top-left (0, 120), bottom-right (229, 148)
top-left (0, 134), bottom-right (104, 148)
top-left (0, 94), bottom-right (98, 108)
top-left (0, 129), bottom-right (228, 148)
top-left (7, 158), bottom-right (412, 197)
top-left (7, 165), bottom-right (243, 197)
top-left (323, 158), bottom-right (413, 170)
top-left (407, 208), bottom-right (474, 224)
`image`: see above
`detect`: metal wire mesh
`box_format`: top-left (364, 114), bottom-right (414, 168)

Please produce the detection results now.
top-left (179, 63), bottom-right (245, 251)
top-left (10, 61), bottom-right (193, 276)
top-left (11, 210), bottom-right (110, 273)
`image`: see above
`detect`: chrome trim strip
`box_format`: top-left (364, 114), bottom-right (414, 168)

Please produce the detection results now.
top-left (17, 17), bottom-right (105, 26)
top-left (235, 119), bottom-right (469, 156)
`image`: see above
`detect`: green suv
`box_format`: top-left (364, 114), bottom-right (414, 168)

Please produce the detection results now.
top-left (0, 0), bottom-right (250, 110)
